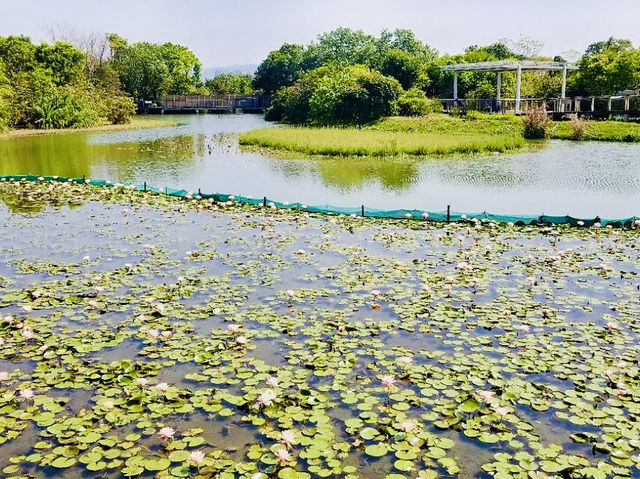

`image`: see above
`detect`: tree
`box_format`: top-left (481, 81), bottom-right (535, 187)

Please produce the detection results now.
top-left (159, 43), bottom-right (202, 95)
top-left (0, 61), bottom-right (12, 130)
top-left (311, 28), bottom-right (378, 67)
top-left (0, 36), bottom-right (36, 82)
top-left (35, 42), bottom-right (85, 86)
top-left (205, 73), bottom-right (254, 95)
top-left (253, 43), bottom-right (306, 94)
top-left (573, 38), bottom-right (640, 95)
top-left (380, 49), bottom-right (422, 90)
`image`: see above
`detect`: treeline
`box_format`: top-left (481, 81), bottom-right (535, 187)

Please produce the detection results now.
top-left (0, 32), bottom-right (253, 131)
top-left (255, 28), bottom-right (640, 125)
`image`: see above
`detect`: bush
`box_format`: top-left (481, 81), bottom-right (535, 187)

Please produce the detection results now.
top-left (269, 65), bottom-right (401, 126)
top-left (105, 95), bottom-right (136, 124)
top-left (569, 114), bottom-right (589, 140)
top-left (31, 88), bottom-right (99, 129)
top-left (522, 107), bottom-right (550, 139)
top-left (396, 88), bottom-right (442, 116)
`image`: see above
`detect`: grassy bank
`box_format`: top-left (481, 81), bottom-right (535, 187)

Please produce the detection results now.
top-left (239, 126), bottom-right (526, 157)
top-left (0, 116), bottom-right (178, 139)
top-left (372, 113), bottom-right (640, 142)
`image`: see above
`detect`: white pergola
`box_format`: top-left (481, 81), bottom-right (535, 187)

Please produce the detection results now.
top-left (440, 61), bottom-right (578, 114)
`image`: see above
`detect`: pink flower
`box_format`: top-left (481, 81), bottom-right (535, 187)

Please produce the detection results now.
top-left (155, 382), bottom-right (169, 392)
top-left (400, 421), bottom-right (415, 432)
top-left (517, 325), bottom-right (531, 334)
top-left (21, 305), bottom-right (33, 313)
top-left (161, 331), bottom-right (172, 339)
top-left (476, 390), bottom-right (494, 402)
top-left (188, 450), bottom-right (205, 466)
top-left (371, 290), bottom-right (381, 298)
top-left (103, 400), bottom-right (115, 410)
top-left (274, 448), bottom-right (292, 463)
top-left (495, 406), bottom-right (510, 418)
top-left (158, 427), bottom-right (176, 441)
top-left (19, 389), bottom-right (34, 400)
top-left (604, 369), bottom-right (615, 379)
top-left (146, 329), bottom-right (159, 340)
top-left (266, 377), bottom-right (280, 389)
top-left (606, 322), bottom-right (620, 331)
top-left (136, 378), bottom-right (149, 387)
top-left (257, 390), bottom-right (277, 407)
top-left (398, 356), bottom-right (413, 365)
top-left (381, 375), bottom-right (396, 388)
top-left (226, 324), bottom-right (240, 334)
top-left (279, 430), bottom-right (297, 448)
top-left (235, 336), bottom-right (248, 345)
top-left (22, 327), bottom-right (34, 340)
top-left (286, 290), bottom-right (295, 298)
top-left (0, 371), bottom-right (8, 381)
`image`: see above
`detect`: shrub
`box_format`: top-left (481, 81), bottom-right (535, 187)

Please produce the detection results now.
top-left (522, 107), bottom-right (550, 139)
top-left (105, 95), bottom-right (136, 124)
top-left (569, 114), bottom-right (589, 140)
top-left (396, 88), bottom-right (442, 116)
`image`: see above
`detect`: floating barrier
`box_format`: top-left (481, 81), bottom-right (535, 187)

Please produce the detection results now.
top-left (1, 174), bottom-right (638, 228)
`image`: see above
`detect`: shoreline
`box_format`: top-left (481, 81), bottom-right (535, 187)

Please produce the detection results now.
top-left (0, 117), bottom-right (179, 139)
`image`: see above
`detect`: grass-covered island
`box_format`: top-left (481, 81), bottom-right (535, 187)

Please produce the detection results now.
top-left (239, 113), bottom-right (640, 158)
top-left (1, 179), bottom-right (640, 478)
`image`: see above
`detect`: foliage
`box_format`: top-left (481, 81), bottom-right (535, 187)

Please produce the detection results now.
top-left (522, 107), bottom-right (550, 139)
top-left (103, 94), bottom-right (136, 124)
top-left (0, 61), bottom-right (11, 131)
top-left (396, 88), bottom-right (442, 116)
top-left (205, 73), bottom-right (254, 95)
top-left (34, 42), bottom-right (85, 86)
top-left (268, 65), bottom-right (401, 126)
top-left (109, 36), bottom-right (202, 100)
top-left (253, 44), bottom-right (307, 94)
top-left (572, 37), bottom-right (640, 95)
top-left (568, 114), bottom-right (589, 140)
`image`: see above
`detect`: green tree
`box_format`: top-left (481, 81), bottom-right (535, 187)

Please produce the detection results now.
top-left (111, 40), bottom-right (169, 100)
top-left (311, 28), bottom-right (378, 66)
top-left (0, 35), bottom-right (36, 82)
top-left (159, 43), bottom-right (202, 95)
top-left (380, 49), bottom-right (422, 90)
top-left (205, 73), bottom-right (254, 95)
top-left (34, 41), bottom-right (85, 86)
top-left (253, 43), bottom-right (306, 93)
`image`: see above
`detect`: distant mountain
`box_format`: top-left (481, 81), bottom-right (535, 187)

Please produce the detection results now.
top-left (202, 64), bottom-right (258, 79)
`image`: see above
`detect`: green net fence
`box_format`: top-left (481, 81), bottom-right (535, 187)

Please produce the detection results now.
top-left (2, 174), bottom-right (638, 228)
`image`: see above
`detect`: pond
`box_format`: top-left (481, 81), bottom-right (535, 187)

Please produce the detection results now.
top-left (1, 181), bottom-right (640, 478)
top-left (1, 114), bottom-right (640, 218)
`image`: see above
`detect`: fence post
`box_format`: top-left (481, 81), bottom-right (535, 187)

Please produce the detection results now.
top-left (361, 205), bottom-right (365, 217)
top-left (263, 196), bottom-right (267, 207)
top-left (446, 205), bottom-right (451, 223)
top-left (143, 182), bottom-right (147, 192)
top-left (198, 188), bottom-right (201, 196)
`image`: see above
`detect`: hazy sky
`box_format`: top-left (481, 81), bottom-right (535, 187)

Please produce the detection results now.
top-left (2, 0), bottom-right (639, 67)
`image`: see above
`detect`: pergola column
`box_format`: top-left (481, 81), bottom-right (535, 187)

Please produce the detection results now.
top-left (496, 72), bottom-right (502, 108)
top-left (515, 65), bottom-right (522, 114)
top-left (561, 65), bottom-right (567, 112)
top-left (453, 72), bottom-right (458, 104)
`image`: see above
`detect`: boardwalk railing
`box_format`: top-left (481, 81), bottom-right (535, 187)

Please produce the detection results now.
top-left (156, 95), bottom-right (271, 112)
top-left (440, 94), bottom-right (640, 116)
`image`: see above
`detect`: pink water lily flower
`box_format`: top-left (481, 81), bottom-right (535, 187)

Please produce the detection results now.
top-left (274, 448), bottom-right (292, 463)
top-left (155, 382), bottom-right (169, 392)
top-left (398, 356), bottom-right (414, 365)
top-left (188, 450), bottom-right (206, 465)
top-left (19, 389), bottom-right (35, 400)
top-left (266, 376), bottom-right (280, 389)
top-left (235, 335), bottom-right (248, 345)
top-left (158, 426), bottom-right (176, 441)
top-left (136, 378), bottom-right (149, 387)
top-left (103, 400), bottom-right (116, 410)
top-left (146, 329), bottom-right (159, 340)
top-left (476, 390), bottom-right (494, 402)
top-left (257, 390), bottom-right (277, 407)
top-left (279, 429), bottom-right (297, 448)
top-left (0, 371), bottom-right (8, 381)
top-left (400, 421), bottom-right (415, 432)
top-left (226, 324), bottom-right (240, 334)
top-left (286, 289), bottom-right (295, 298)
top-left (494, 406), bottom-right (511, 418)
top-left (381, 375), bottom-right (396, 388)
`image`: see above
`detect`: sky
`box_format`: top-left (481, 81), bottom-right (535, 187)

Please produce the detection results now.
top-left (1, 0), bottom-right (639, 67)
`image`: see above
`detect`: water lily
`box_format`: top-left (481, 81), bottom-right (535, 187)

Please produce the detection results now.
top-left (476, 390), bottom-right (494, 402)
top-left (606, 322), bottom-right (620, 331)
top-left (371, 290), bottom-right (381, 298)
top-left (266, 376), bottom-right (280, 389)
top-left (257, 390), bottom-right (277, 407)
top-left (398, 356), bottom-right (414, 365)
top-left (19, 389), bottom-right (34, 400)
top-left (136, 378), bottom-right (149, 387)
top-left (274, 448), bottom-right (292, 463)
top-left (21, 305), bottom-right (33, 313)
top-left (0, 371), bottom-right (8, 382)
top-left (103, 400), bottom-right (116, 410)
top-left (188, 450), bottom-right (206, 466)
top-left (226, 324), bottom-right (240, 334)
top-left (155, 382), bottom-right (169, 392)
top-left (236, 335), bottom-right (248, 345)
top-left (495, 406), bottom-right (511, 418)
top-left (286, 289), bottom-right (295, 298)
top-left (146, 329), bottom-right (160, 340)
top-left (400, 420), bottom-right (415, 432)
top-left (158, 426), bottom-right (176, 441)
top-left (279, 429), bottom-right (297, 448)
top-left (161, 330), bottom-right (172, 339)
top-left (381, 375), bottom-right (396, 388)
top-left (517, 324), bottom-right (531, 334)
top-left (22, 327), bottom-right (34, 340)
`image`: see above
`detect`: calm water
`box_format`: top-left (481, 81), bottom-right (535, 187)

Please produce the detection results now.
top-left (1, 114), bottom-right (640, 217)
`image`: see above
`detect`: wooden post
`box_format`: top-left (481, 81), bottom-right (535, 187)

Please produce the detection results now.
top-left (143, 181), bottom-right (147, 192)
top-left (561, 65), bottom-right (567, 113)
top-left (453, 72), bottom-right (458, 105)
top-left (496, 72), bottom-right (502, 111)
top-left (446, 205), bottom-right (451, 223)
top-left (263, 196), bottom-right (267, 207)
top-left (515, 65), bottom-right (522, 114)
top-left (361, 205), bottom-right (365, 217)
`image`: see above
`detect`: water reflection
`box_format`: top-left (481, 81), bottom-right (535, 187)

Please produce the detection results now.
top-left (1, 114), bottom-right (640, 216)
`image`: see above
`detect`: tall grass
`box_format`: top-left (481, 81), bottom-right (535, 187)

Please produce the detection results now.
top-left (239, 126), bottom-right (525, 157)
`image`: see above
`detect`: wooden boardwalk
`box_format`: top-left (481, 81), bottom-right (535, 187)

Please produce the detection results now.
top-left (144, 95), bottom-right (271, 113)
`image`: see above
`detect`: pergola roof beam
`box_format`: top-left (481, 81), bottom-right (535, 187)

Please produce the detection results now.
top-left (440, 60), bottom-right (578, 73)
